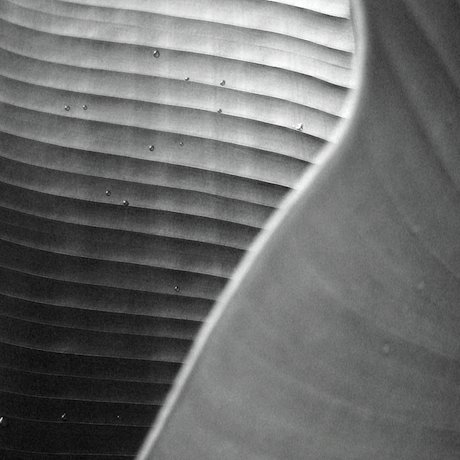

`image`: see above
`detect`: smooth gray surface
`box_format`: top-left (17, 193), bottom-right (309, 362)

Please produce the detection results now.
top-left (139, 0), bottom-right (460, 458)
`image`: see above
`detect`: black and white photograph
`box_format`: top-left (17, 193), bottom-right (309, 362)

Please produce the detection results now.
top-left (0, 0), bottom-right (459, 458)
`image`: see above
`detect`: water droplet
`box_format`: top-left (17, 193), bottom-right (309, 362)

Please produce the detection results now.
top-left (217, 108), bottom-right (222, 114)
top-left (61, 413), bottom-right (67, 421)
top-left (122, 200), bottom-right (129, 207)
top-left (184, 77), bottom-right (190, 82)
top-left (82, 104), bottom-right (88, 110)
top-left (220, 80), bottom-right (226, 86)
top-left (179, 141), bottom-right (184, 146)
top-left (149, 145), bottom-right (155, 152)
top-left (174, 285), bottom-right (180, 292)
top-left (105, 189), bottom-right (111, 197)
top-left (0, 416), bottom-right (6, 426)
top-left (153, 49), bottom-right (160, 58)
top-left (64, 105), bottom-right (70, 111)
top-left (382, 343), bottom-right (390, 355)
top-left (296, 123), bottom-right (303, 131)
